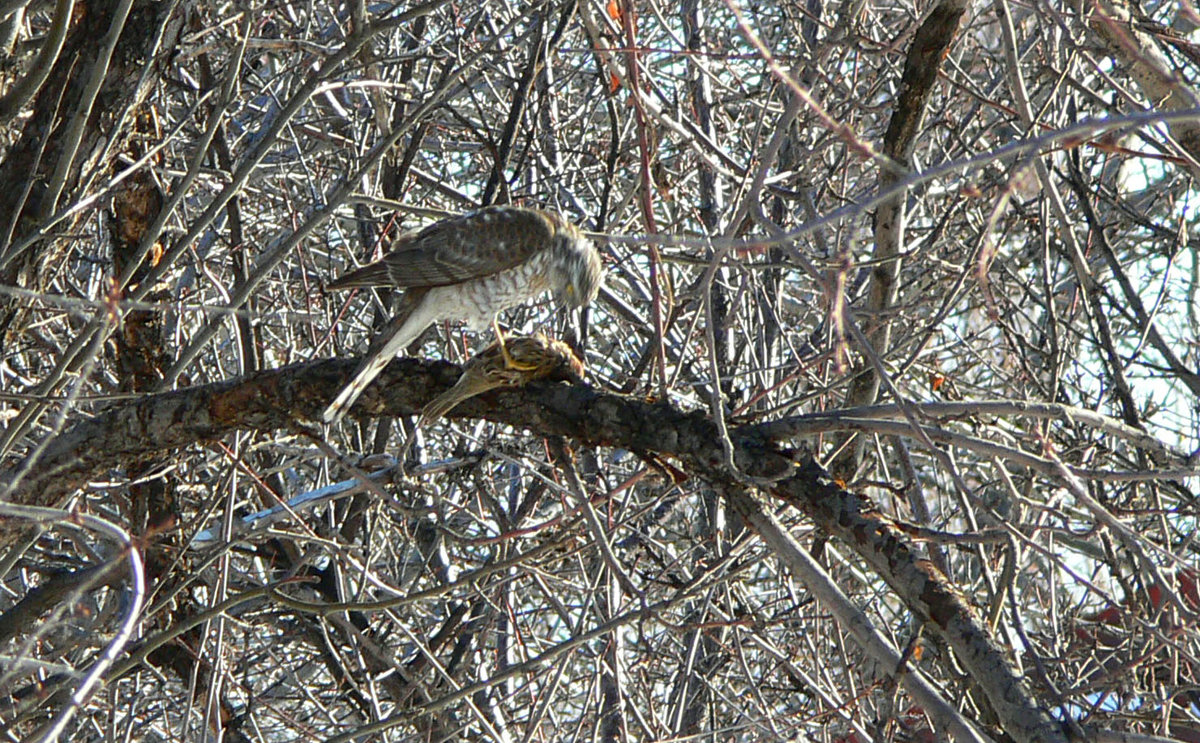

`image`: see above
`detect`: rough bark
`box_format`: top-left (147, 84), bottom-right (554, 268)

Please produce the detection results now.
top-left (2, 356), bottom-right (1068, 743)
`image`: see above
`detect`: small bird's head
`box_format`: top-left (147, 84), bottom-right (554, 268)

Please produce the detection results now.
top-left (550, 222), bottom-right (604, 309)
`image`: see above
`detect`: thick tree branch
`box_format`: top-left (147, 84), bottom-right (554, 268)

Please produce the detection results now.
top-left (3, 356), bottom-right (1070, 743)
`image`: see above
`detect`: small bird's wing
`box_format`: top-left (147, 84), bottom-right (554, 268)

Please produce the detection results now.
top-left (327, 207), bottom-right (556, 290)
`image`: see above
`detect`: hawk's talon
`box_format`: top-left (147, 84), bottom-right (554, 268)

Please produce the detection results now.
top-left (492, 319), bottom-right (540, 371)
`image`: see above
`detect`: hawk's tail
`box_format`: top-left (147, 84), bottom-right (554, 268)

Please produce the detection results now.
top-left (322, 289), bottom-right (433, 423)
top-left (326, 261), bottom-right (392, 290)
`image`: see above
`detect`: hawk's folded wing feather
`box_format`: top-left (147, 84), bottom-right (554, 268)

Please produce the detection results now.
top-left (326, 207), bottom-right (556, 290)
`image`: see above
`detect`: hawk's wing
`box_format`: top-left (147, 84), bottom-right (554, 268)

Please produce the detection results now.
top-left (327, 207), bottom-right (556, 290)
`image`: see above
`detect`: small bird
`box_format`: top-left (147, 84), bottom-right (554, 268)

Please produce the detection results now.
top-left (419, 334), bottom-right (586, 424)
top-left (323, 206), bottom-right (603, 423)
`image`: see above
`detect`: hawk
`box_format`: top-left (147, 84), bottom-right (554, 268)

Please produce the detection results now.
top-left (322, 206), bottom-right (603, 422)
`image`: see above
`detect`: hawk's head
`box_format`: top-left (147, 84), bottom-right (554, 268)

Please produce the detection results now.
top-left (549, 220), bottom-right (604, 309)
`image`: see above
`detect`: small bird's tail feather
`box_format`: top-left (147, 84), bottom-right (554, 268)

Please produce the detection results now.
top-left (419, 376), bottom-right (502, 426)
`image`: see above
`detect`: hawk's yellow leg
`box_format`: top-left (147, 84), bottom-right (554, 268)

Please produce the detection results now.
top-left (492, 317), bottom-right (539, 371)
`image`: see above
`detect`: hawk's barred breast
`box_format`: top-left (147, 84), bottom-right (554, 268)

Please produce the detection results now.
top-left (427, 250), bottom-right (554, 332)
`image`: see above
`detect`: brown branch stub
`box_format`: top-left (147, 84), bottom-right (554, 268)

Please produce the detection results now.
top-left (882, 0), bottom-right (969, 163)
